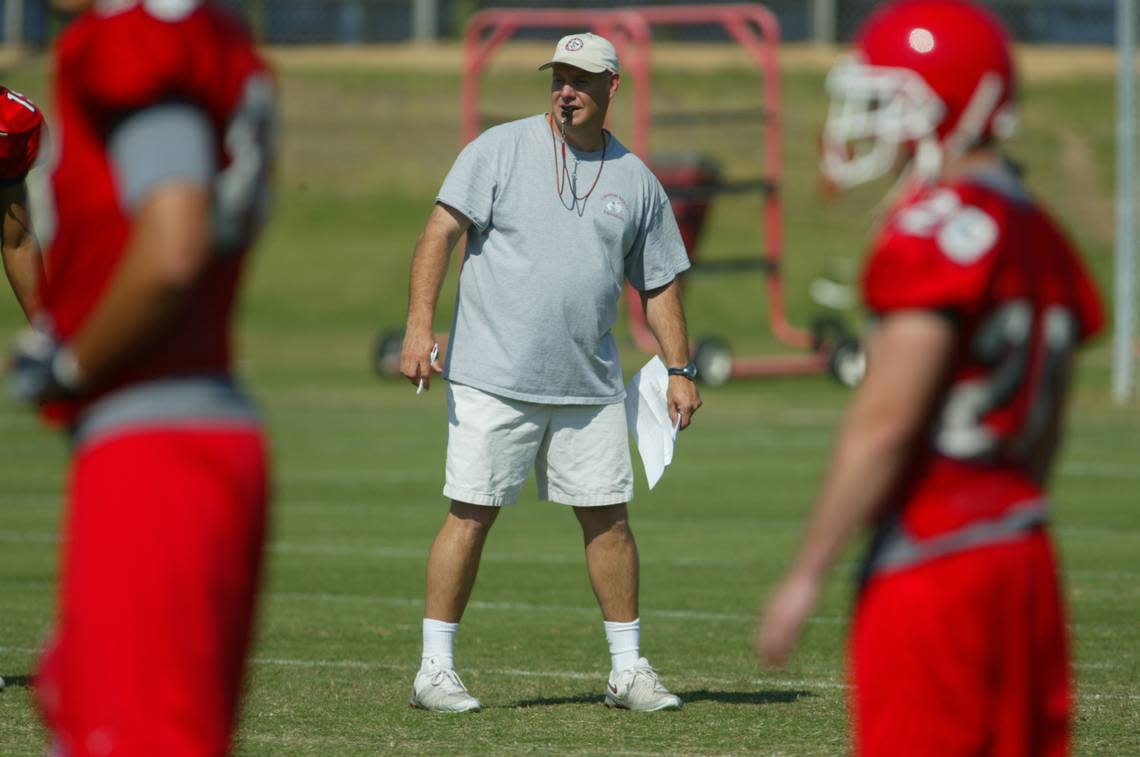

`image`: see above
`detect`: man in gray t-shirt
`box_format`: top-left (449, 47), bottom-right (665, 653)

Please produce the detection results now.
top-left (399, 32), bottom-right (702, 713)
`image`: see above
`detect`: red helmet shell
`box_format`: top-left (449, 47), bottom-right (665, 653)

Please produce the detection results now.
top-left (856, 0), bottom-right (1015, 141)
top-left (0, 86), bottom-right (43, 180)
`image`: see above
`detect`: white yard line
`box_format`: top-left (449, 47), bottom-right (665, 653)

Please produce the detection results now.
top-left (0, 532), bottom-right (761, 567)
top-left (2, 527), bottom-right (1136, 576)
top-left (265, 590), bottom-right (845, 625)
top-left (2, 646), bottom-right (1134, 700)
top-left (239, 732), bottom-right (723, 757)
top-left (1061, 461), bottom-right (1140, 479)
top-left (0, 531), bottom-right (58, 544)
top-left (0, 645), bottom-right (38, 654)
top-left (277, 470), bottom-right (435, 485)
top-left (251, 655), bottom-right (846, 689)
top-left (243, 658), bottom-right (1140, 700)
top-left (267, 541), bottom-right (760, 568)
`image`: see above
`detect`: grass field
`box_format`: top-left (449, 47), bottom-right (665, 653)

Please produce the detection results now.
top-left (0, 43), bottom-right (1138, 755)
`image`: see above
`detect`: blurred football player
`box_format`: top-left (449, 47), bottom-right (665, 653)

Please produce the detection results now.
top-left (0, 85), bottom-right (44, 320)
top-left (7, 0), bottom-right (276, 753)
top-left (0, 83), bottom-right (43, 694)
top-left (757, 2), bottom-right (1103, 755)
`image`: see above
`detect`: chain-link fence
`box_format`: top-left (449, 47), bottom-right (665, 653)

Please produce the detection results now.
top-left (0, 0), bottom-right (1120, 47)
top-left (466, 0), bottom-right (1115, 44)
top-left (835, 0), bottom-right (1114, 43)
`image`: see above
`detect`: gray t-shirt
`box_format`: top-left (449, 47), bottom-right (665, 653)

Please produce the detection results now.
top-left (438, 114), bottom-right (689, 405)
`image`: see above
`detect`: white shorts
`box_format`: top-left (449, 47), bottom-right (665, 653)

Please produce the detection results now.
top-left (444, 382), bottom-right (634, 507)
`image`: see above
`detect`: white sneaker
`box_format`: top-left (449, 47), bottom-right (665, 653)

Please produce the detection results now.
top-left (410, 657), bottom-right (481, 713)
top-left (604, 657), bottom-right (682, 711)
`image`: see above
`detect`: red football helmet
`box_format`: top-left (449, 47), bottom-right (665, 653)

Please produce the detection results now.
top-left (0, 86), bottom-right (43, 181)
top-left (821, 0), bottom-right (1016, 190)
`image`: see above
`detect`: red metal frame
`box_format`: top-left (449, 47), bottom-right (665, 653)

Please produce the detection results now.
top-left (462, 4), bottom-right (824, 380)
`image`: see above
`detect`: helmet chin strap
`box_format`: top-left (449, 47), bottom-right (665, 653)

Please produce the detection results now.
top-left (912, 138), bottom-right (943, 182)
top-left (992, 105), bottom-right (1018, 139)
top-left (867, 134), bottom-right (942, 221)
top-left (897, 71), bottom-right (1006, 192)
top-left (941, 71), bottom-right (1005, 168)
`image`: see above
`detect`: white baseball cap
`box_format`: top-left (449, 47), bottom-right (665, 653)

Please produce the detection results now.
top-left (538, 32), bottom-right (619, 75)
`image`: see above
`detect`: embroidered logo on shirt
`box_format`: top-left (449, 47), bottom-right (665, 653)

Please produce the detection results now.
top-left (602, 193), bottom-right (627, 220)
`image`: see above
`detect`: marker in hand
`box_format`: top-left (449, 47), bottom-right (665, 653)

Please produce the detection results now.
top-left (416, 343), bottom-right (439, 395)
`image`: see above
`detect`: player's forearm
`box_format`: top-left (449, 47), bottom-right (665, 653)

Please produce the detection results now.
top-left (643, 278), bottom-right (690, 366)
top-left (2, 188), bottom-right (41, 319)
top-left (789, 313), bottom-right (955, 581)
top-left (68, 184), bottom-right (211, 388)
top-left (789, 407), bottom-right (919, 581)
top-left (2, 237), bottom-right (41, 319)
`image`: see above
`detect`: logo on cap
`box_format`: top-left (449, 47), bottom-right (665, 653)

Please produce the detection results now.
top-left (539, 32), bottom-right (619, 74)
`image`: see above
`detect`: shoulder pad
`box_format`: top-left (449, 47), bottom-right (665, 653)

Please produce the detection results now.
top-left (892, 187), bottom-right (1000, 265)
top-left (75, 7), bottom-right (192, 113)
top-left (863, 187), bottom-right (1004, 314)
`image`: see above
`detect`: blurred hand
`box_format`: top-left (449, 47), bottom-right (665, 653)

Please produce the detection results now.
top-left (756, 571), bottom-right (821, 668)
top-left (399, 327), bottom-right (441, 391)
top-left (7, 324), bottom-right (80, 404)
top-left (667, 375), bottom-right (701, 430)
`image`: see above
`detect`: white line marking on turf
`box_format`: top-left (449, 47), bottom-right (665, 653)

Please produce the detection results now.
top-left (265, 591), bottom-right (846, 625)
top-left (0, 532), bottom-right (763, 568)
top-left (215, 657), bottom-right (1140, 702)
top-left (5, 530), bottom-right (1137, 577)
top-left (270, 543), bottom-right (425, 559)
top-left (251, 656), bottom-right (848, 689)
top-left (0, 531), bottom-right (59, 544)
top-left (1061, 461), bottom-right (1140, 478)
top-left (276, 460), bottom-right (1140, 481)
top-left (277, 470), bottom-right (434, 485)
top-left (239, 734), bottom-right (713, 757)
top-left (239, 735), bottom-right (380, 748)
top-left (248, 658), bottom-right (1140, 700)
top-left (1082, 693), bottom-right (1140, 701)
top-left (267, 541), bottom-right (757, 567)
top-left (3, 647), bottom-right (1135, 700)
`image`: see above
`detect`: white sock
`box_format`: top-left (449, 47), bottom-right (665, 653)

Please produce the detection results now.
top-left (604, 618), bottom-right (641, 674)
top-left (422, 618), bottom-right (458, 670)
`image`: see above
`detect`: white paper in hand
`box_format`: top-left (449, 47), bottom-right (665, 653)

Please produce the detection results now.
top-left (624, 356), bottom-right (679, 489)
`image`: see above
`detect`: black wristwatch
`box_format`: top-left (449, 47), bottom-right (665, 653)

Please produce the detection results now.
top-left (667, 361), bottom-right (698, 381)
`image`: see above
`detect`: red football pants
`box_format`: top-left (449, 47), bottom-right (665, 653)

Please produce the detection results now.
top-left (36, 427), bottom-right (269, 757)
top-left (851, 530), bottom-right (1071, 757)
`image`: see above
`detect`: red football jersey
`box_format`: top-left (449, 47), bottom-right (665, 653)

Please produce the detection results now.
top-left (39, 0), bottom-right (274, 423)
top-left (0, 86), bottom-right (43, 182)
top-left (862, 166), bottom-right (1104, 539)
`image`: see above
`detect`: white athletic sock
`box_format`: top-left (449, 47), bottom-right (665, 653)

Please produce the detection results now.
top-left (422, 618), bottom-right (459, 670)
top-left (604, 618), bottom-right (641, 674)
